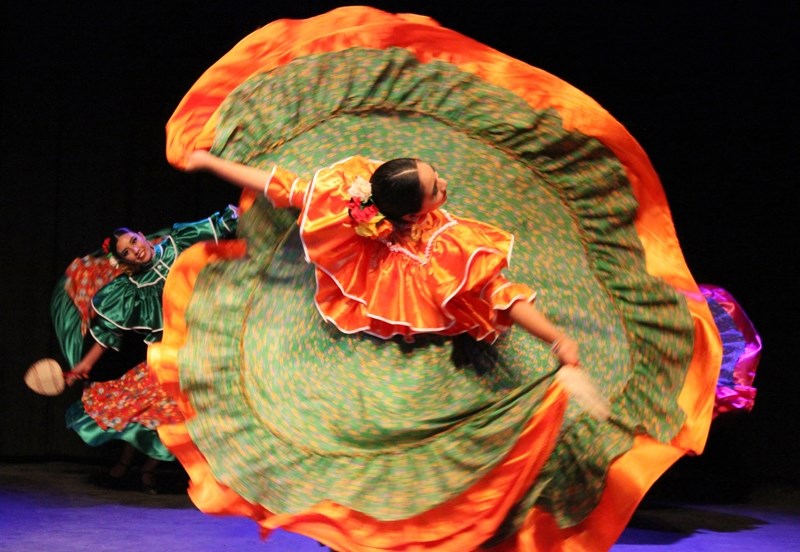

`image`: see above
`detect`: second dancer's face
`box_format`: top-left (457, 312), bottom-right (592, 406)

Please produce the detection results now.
top-left (115, 231), bottom-right (154, 266)
top-left (416, 161), bottom-right (448, 215)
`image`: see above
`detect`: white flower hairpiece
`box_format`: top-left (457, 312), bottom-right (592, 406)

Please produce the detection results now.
top-left (347, 175), bottom-right (372, 203)
top-left (346, 174), bottom-right (393, 240)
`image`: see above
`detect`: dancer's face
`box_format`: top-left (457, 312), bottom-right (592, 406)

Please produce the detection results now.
top-left (416, 161), bottom-right (448, 215)
top-left (115, 231), bottom-right (155, 266)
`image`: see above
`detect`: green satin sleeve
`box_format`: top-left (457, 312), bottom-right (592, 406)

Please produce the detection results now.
top-left (170, 204), bottom-right (239, 251)
top-left (50, 274), bottom-right (84, 367)
top-left (90, 276), bottom-right (163, 350)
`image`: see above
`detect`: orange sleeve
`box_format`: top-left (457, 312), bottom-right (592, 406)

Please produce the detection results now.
top-left (485, 274), bottom-right (537, 310)
top-left (264, 165), bottom-right (309, 210)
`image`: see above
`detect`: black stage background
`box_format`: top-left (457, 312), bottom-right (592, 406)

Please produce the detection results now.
top-left (2, 1), bottom-right (797, 499)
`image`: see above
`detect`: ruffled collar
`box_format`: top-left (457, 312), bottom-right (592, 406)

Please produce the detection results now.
top-left (151, 241), bottom-right (167, 265)
top-left (382, 210), bottom-right (459, 265)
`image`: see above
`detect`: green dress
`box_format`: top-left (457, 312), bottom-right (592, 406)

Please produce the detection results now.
top-left (90, 207), bottom-right (240, 350)
top-left (63, 206), bottom-right (239, 460)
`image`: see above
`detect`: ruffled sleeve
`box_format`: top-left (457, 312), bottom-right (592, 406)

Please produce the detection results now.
top-left (297, 157), bottom-right (534, 342)
top-left (264, 165), bottom-right (310, 210)
top-left (425, 218), bottom-right (537, 341)
top-left (89, 277), bottom-right (164, 350)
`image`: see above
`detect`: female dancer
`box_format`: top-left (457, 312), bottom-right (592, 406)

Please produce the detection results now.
top-left (150, 7), bottom-right (728, 550)
top-left (185, 151), bottom-right (583, 369)
top-left (55, 206), bottom-right (238, 492)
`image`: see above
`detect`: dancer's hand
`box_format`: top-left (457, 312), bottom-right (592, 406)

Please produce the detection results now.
top-left (65, 360), bottom-right (92, 385)
top-left (552, 335), bottom-right (580, 367)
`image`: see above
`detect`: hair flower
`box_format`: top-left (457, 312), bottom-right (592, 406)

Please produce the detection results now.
top-left (102, 237), bottom-right (111, 254)
top-left (347, 175), bottom-right (373, 203)
top-left (347, 175), bottom-right (393, 240)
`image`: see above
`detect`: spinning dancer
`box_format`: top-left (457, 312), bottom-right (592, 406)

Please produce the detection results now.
top-left (149, 7), bottom-right (757, 551)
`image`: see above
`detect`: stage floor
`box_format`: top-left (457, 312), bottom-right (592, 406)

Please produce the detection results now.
top-left (0, 460), bottom-right (797, 551)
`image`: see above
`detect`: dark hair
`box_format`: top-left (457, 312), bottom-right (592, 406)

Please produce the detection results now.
top-left (105, 227), bottom-right (134, 261)
top-left (369, 158), bottom-right (423, 222)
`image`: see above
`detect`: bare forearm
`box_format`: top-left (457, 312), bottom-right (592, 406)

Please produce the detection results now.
top-left (81, 341), bottom-right (105, 366)
top-left (186, 150), bottom-right (270, 194)
top-left (66, 340), bottom-right (106, 384)
top-left (507, 301), bottom-right (580, 365)
top-left (508, 301), bottom-right (562, 343)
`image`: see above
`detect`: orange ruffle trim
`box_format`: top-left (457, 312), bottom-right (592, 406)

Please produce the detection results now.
top-left (160, 6), bottom-right (722, 550)
top-left (277, 156), bottom-right (535, 343)
top-left (150, 238), bottom-right (568, 550)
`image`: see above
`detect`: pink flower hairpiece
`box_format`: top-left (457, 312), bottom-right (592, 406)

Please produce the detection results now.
top-left (347, 175), bottom-right (393, 240)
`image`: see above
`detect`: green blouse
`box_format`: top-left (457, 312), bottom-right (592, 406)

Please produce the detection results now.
top-left (89, 205), bottom-right (239, 350)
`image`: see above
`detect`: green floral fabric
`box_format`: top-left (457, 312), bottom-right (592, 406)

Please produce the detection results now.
top-left (179, 47), bottom-right (693, 529)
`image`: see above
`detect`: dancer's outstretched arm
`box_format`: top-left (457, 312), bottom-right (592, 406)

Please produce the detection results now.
top-left (186, 150), bottom-right (271, 194)
top-left (508, 301), bottom-right (580, 366)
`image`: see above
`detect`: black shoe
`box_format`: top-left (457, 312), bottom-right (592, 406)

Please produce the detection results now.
top-left (141, 470), bottom-right (159, 495)
top-left (89, 462), bottom-right (135, 490)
